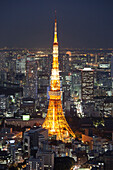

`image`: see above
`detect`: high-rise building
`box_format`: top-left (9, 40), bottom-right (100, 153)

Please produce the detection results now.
top-left (42, 15), bottom-right (75, 141)
top-left (16, 55), bottom-right (26, 74)
top-left (24, 60), bottom-right (38, 99)
top-left (81, 68), bottom-right (94, 101)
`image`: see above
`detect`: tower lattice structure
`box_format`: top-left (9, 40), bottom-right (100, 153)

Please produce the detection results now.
top-left (42, 16), bottom-right (75, 141)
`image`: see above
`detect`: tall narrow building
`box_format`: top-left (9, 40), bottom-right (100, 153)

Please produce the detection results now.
top-left (42, 16), bottom-right (75, 141)
top-left (81, 68), bottom-right (94, 101)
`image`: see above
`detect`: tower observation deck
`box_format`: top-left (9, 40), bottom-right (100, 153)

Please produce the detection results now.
top-left (42, 15), bottom-right (75, 141)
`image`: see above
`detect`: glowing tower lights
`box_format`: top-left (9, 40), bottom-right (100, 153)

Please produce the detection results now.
top-left (42, 15), bottom-right (75, 141)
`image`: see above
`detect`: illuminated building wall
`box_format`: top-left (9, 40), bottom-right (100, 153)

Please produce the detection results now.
top-left (81, 68), bottom-right (94, 101)
top-left (16, 56), bottom-right (26, 74)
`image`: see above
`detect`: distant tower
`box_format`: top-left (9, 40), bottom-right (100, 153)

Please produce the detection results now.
top-left (42, 15), bottom-right (75, 141)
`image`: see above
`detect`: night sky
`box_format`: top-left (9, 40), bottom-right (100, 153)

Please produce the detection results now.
top-left (0, 0), bottom-right (113, 49)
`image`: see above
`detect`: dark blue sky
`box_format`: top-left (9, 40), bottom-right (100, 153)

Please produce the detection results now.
top-left (0, 0), bottom-right (113, 48)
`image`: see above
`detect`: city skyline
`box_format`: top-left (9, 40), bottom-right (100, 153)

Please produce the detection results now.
top-left (0, 0), bottom-right (113, 49)
top-left (0, 8), bottom-right (113, 168)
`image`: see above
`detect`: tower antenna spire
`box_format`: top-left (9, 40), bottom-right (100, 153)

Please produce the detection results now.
top-left (54, 10), bottom-right (58, 44)
top-left (55, 10), bottom-right (57, 21)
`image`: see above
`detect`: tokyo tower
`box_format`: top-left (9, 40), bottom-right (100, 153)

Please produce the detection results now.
top-left (42, 15), bottom-right (75, 141)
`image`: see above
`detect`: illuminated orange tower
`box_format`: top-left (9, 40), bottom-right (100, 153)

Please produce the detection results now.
top-left (42, 15), bottom-right (75, 141)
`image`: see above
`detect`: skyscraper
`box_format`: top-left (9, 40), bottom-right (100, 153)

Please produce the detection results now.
top-left (24, 60), bottom-right (38, 99)
top-left (81, 68), bottom-right (94, 101)
top-left (42, 16), bottom-right (75, 141)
